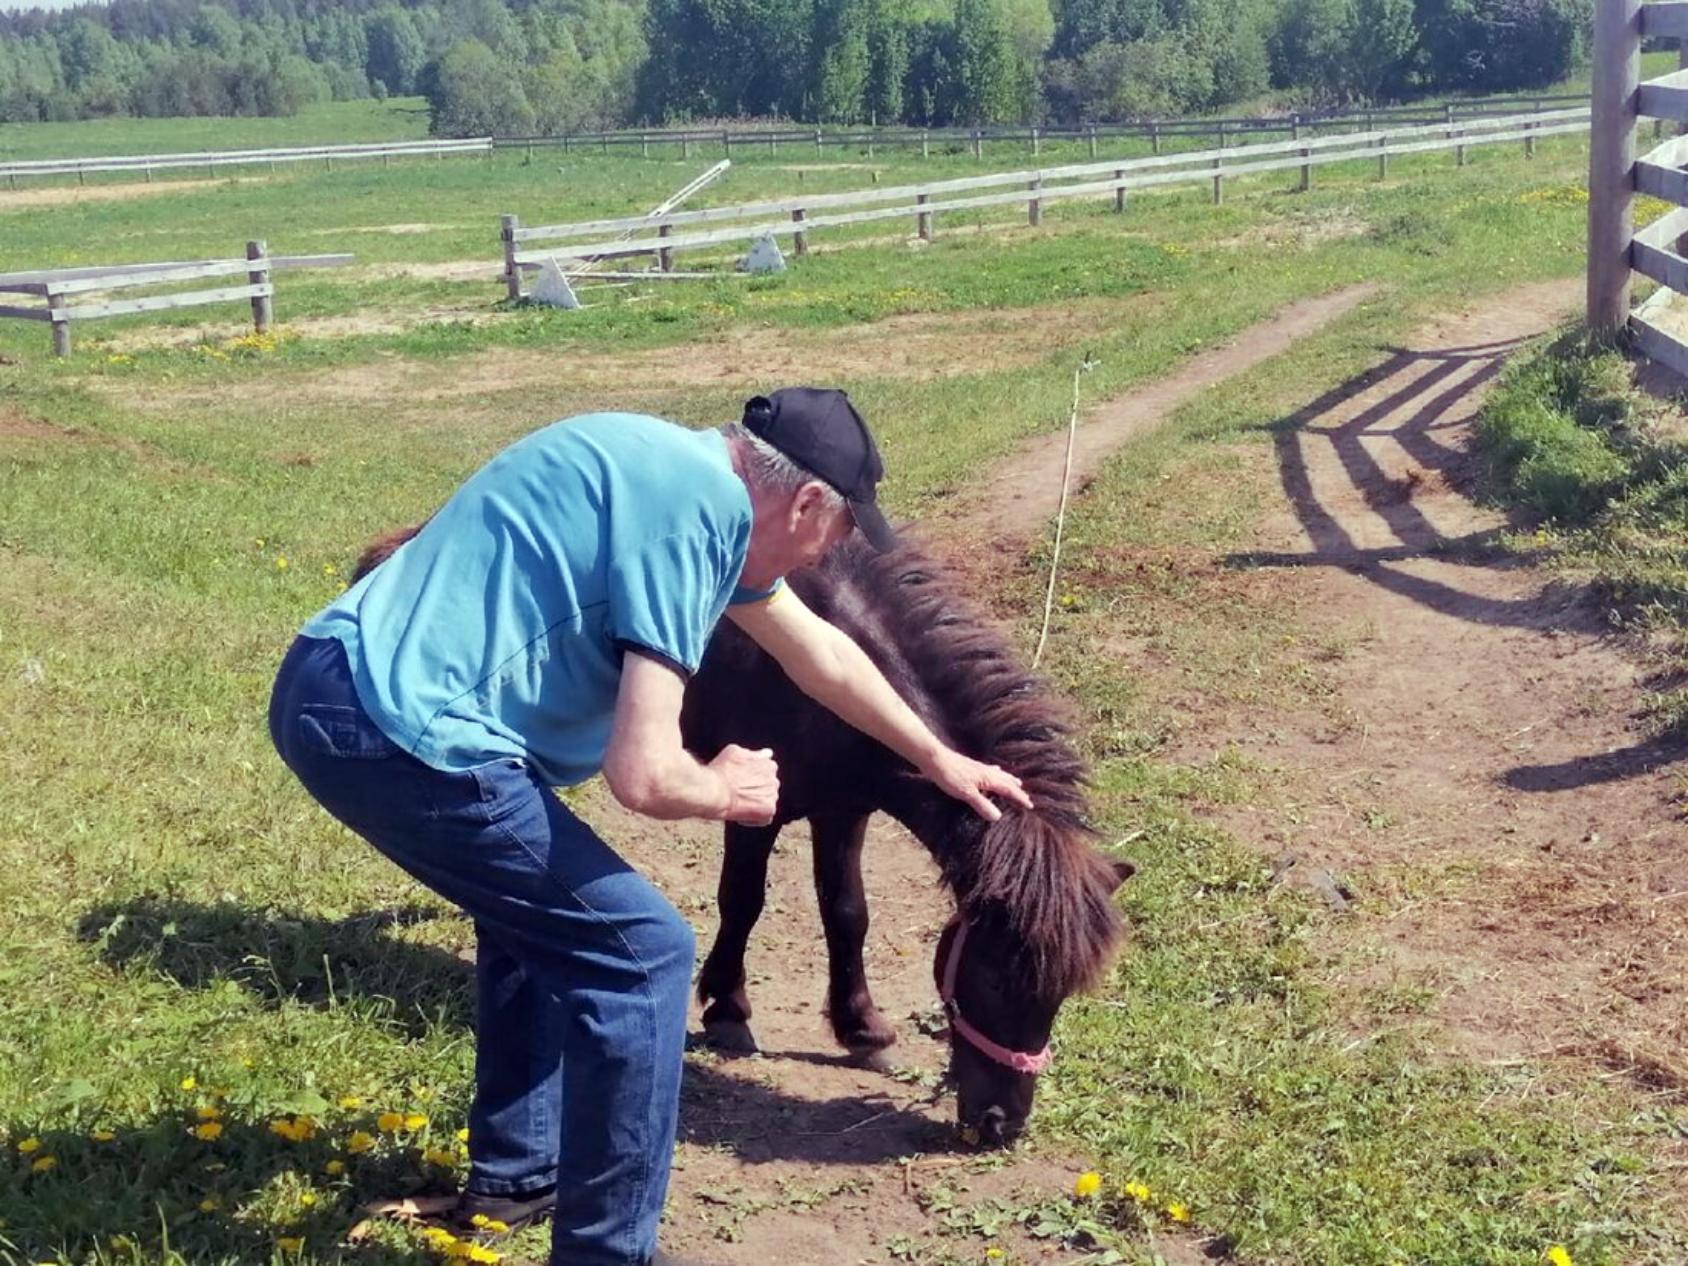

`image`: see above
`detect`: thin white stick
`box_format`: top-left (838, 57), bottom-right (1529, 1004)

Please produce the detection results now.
top-left (1031, 355), bottom-right (1095, 670)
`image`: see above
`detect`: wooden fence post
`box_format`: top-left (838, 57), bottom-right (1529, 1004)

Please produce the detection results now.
top-left (973, 130), bottom-right (983, 160)
top-left (917, 192), bottom-right (932, 240)
top-left (682, 137), bottom-right (691, 159)
top-left (1151, 122), bottom-right (1161, 154)
top-left (1377, 134), bottom-right (1389, 179)
top-left (922, 130), bottom-right (930, 158)
top-left (49, 290), bottom-right (70, 358)
top-left (501, 214), bottom-right (522, 302)
top-left (1088, 126), bottom-right (1098, 158)
top-left (1212, 156), bottom-right (1224, 204)
top-left (1525, 121), bottom-right (1536, 158)
top-left (1028, 177), bottom-right (1043, 225)
top-left (1588, 0), bottom-right (1641, 342)
top-left (246, 239), bottom-right (272, 335)
top-left (1114, 168), bottom-right (1126, 212)
top-left (1031, 125), bottom-right (1040, 157)
top-left (642, 134), bottom-right (649, 158)
top-left (791, 208), bottom-right (808, 255)
top-left (815, 129), bottom-right (823, 155)
top-left (723, 128), bottom-right (732, 156)
top-left (658, 223), bottom-right (673, 273)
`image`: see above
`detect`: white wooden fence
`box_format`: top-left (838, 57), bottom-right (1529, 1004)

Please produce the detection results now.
top-left (499, 107), bottom-right (1589, 298)
top-left (0, 138), bottom-right (492, 188)
top-left (0, 245), bottom-right (353, 356)
top-left (1587, 0), bottom-right (1688, 375)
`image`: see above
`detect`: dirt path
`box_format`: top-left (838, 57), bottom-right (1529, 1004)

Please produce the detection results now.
top-left (1201, 278), bottom-right (1687, 1090)
top-left (585, 277), bottom-right (1688, 1263)
top-left (952, 284), bottom-right (1379, 543)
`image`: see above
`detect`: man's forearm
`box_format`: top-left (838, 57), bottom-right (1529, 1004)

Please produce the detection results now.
top-left (610, 749), bottom-right (730, 821)
top-left (785, 628), bottom-right (945, 770)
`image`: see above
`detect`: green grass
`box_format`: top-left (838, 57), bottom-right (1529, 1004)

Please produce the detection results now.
top-left (1474, 328), bottom-right (1688, 734)
top-left (2, 110), bottom-right (1684, 1266)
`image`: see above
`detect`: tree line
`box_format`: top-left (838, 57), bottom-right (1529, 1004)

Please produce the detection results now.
top-left (0, 0), bottom-right (1591, 132)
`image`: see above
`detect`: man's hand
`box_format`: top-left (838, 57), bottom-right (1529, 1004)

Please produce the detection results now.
top-left (920, 747), bottom-right (1033, 823)
top-left (708, 744), bottom-right (781, 826)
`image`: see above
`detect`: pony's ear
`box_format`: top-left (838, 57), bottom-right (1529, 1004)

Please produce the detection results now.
top-left (1111, 858), bottom-right (1137, 890)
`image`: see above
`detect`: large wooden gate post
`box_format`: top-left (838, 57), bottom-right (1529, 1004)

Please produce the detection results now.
top-left (1588, 0), bottom-right (1642, 343)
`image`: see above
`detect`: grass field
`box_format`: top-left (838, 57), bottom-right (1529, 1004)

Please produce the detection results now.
top-left (2, 96), bottom-right (1685, 1266)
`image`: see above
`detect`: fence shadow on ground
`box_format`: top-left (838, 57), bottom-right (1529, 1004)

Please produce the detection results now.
top-left (1227, 334), bottom-right (1688, 787)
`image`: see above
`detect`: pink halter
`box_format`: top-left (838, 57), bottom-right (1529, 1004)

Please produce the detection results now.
top-left (939, 919), bottom-right (1054, 1076)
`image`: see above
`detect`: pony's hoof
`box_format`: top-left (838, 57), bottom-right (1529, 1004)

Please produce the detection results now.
top-left (847, 1047), bottom-right (897, 1075)
top-left (703, 1019), bottom-right (760, 1055)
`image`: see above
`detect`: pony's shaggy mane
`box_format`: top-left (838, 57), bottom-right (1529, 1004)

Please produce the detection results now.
top-left (825, 536), bottom-right (1127, 1000)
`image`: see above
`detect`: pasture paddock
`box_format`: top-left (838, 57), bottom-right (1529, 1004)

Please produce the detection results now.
top-left (1, 99), bottom-right (1685, 1266)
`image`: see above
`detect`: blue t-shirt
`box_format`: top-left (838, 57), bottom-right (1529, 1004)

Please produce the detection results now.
top-left (302, 413), bottom-right (771, 787)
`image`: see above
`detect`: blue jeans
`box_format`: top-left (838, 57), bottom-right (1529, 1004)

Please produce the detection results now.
top-left (268, 635), bottom-right (693, 1266)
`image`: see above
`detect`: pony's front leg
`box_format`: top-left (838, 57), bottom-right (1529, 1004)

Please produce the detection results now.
top-left (698, 821), bottom-right (780, 1054)
top-left (811, 813), bottom-right (898, 1070)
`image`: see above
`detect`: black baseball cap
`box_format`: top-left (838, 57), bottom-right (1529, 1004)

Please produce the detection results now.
top-left (741, 387), bottom-right (897, 552)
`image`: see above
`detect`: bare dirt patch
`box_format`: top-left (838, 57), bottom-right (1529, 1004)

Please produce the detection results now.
top-left (121, 294), bottom-right (1162, 414)
top-left (950, 283), bottom-right (1381, 544)
top-left (1182, 278), bottom-right (1688, 1086)
top-left (0, 177), bottom-right (233, 209)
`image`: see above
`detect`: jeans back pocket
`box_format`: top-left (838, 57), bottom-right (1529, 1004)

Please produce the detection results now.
top-left (295, 704), bottom-right (403, 760)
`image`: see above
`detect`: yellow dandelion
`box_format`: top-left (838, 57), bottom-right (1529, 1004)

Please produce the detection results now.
top-left (16, 1137), bottom-right (41, 1154)
top-left (404, 1112), bottom-right (429, 1131)
top-left (444, 1242), bottom-right (473, 1260)
top-left (1166, 1202), bottom-right (1191, 1224)
top-left (346, 1130), bottom-right (376, 1154)
top-left (323, 564), bottom-right (339, 578)
top-left (196, 1105), bottom-right (223, 1121)
top-left (1072, 1170), bottom-right (1103, 1200)
top-left (337, 1095), bottom-right (361, 1110)
top-left (420, 1227), bottom-right (458, 1248)
top-left (467, 1246), bottom-right (501, 1264)
top-left (423, 1147), bottom-right (458, 1167)
top-left (198, 1197), bottom-right (220, 1213)
top-left (480, 1219), bottom-right (508, 1234)
top-left (1546, 1249), bottom-right (1574, 1266)
top-left (31, 1156), bottom-right (56, 1173)
top-left (275, 557), bottom-right (289, 571)
top-left (1124, 1180), bottom-right (1152, 1203)
top-left (985, 1250), bottom-right (1005, 1262)
top-left (269, 1116), bottom-right (318, 1143)
top-left (299, 1192), bottom-right (317, 1208)
top-left (193, 1122), bottom-right (224, 1141)
top-left (325, 1159), bottom-right (346, 1176)
top-left (376, 1111), bottom-right (405, 1134)
top-left (276, 1236), bottom-right (304, 1253)
top-left (180, 1077), bottom-right (197, 1091)
top-left (91, 1129), bottom-right (116, 1142)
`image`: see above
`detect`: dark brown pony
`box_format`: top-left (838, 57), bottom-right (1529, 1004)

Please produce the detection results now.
top-left (352, 526), bottom-right (1130, 1146)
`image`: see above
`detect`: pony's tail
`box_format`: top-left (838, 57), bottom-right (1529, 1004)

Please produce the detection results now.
top-left (352, 523), bottom-right (424, 582)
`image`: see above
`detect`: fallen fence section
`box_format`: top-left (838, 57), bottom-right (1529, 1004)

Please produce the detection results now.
top-left (0, 246), bottom-right (354, 356)
top-left (500, 106), bottom-right (1588, 295)
top-left (0, 139), bottom-right (491, 187)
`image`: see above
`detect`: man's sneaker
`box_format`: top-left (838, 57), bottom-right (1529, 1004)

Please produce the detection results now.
top-left (449, 1185), bottom-right (557, 1236)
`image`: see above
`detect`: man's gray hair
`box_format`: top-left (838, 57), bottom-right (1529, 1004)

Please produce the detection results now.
top-left (722, 422), bottom-right (847, 509)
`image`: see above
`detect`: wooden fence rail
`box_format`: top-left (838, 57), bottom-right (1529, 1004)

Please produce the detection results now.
top-left (493, 93), bottom-right (1589, 159)
top-left (0, 139), bottom-right (491, 187)
top-left (1587, 0), bottom-right (1688, 376)
top-left (0, 247), bottom-right (353, 356)
top-left (501, 106), bottom-right (1588, 297)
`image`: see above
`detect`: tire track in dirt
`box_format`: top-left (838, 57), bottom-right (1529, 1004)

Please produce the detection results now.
top-left (588, 287), bottom-right (1386, 1265)
top-left (1192, 279), bottom-right (1688, 1111)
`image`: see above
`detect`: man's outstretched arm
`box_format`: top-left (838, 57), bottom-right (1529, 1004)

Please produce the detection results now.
top-left (726, 589), bottom-right (1032, 822)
